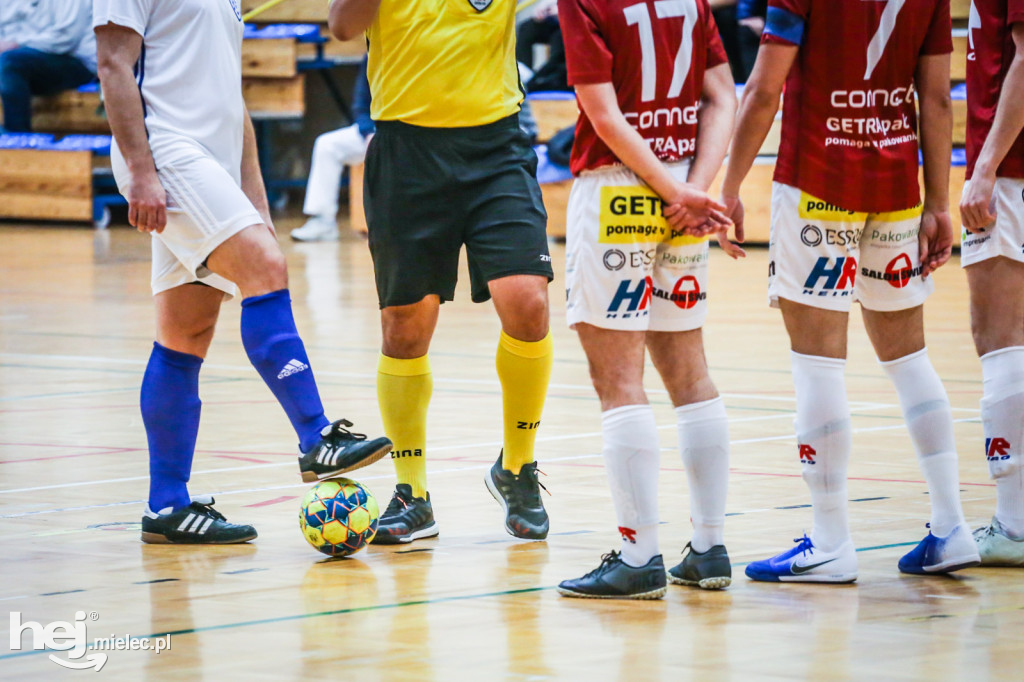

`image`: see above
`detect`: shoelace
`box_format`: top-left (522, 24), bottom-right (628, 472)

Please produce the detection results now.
top-left (511, 466), bottom-right (550, 506)
top-left (191, 501), bottom-right (226, 522)
top-left (582, 551), bottom-right (621, 579)
top-left (793, 533), bottom-right (814, 557)
top-left (325, 419), bottom-right (367, 444)
top-left (384, 492), bottom-right (411, 517)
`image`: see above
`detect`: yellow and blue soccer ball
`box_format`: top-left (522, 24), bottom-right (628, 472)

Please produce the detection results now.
top-left (299, 478), bottom-right (379, 557)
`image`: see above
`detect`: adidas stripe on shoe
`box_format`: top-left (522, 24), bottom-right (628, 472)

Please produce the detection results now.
top-left (141, 496), bottom-right (257, 545)
top-left (298, 419), bottom-right (392, 482)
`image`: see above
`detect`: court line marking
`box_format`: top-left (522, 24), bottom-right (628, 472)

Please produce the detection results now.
top-left (0, 540), bottom-right (925, 660)
top-left (0, 405), bottom-right (925, 497)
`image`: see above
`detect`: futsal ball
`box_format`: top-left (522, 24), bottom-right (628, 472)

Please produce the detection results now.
top-left (299, 478), bottom-right (379, 557)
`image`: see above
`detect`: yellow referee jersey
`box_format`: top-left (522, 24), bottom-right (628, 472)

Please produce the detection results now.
top-left (367, 0), bottom-right (523, 128)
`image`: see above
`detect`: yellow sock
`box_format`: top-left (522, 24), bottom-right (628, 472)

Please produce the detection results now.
top-left (377, 353), bottom-right (431, 498)
top-left (496, 330), bottom-right (554, 474)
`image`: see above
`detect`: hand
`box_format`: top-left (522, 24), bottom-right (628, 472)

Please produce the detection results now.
top-left (128, 169), bottom-right (167, 234)
top-left (918, 207), bottom-right (953, 277)
top-left (959, 174), bottom-right (997, 234)
top-left (715, 195), bottom-right (747, 259)
top-left (663, 183), bottom-right (732, 234)
top-left (0, 40), bottom-right (18, 53)
top-left (739, 16), bottom-right (766, 36)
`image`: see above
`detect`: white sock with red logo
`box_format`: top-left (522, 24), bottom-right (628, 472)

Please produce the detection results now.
top-left (676, 397), bottom-right (729, 553)
top-left (880, 348), bottom-right (966, 537)
top-left (791, 352), bottom-right (852, 553)
top-left (601, 404), bottom-right (661, 567)
top-left (980, 347), bottom-right (1024, 539)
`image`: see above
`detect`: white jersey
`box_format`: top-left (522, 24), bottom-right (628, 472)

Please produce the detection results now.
top-left (93, 0), bottom-right (246, 182)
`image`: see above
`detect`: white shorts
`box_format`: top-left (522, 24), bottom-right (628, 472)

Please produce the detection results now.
top-left (768, 183), bottom-right (934, 312)
top-left (960, 177), bottom-right (1024, 267)
top-left (565, 162), bottom-right (709, 332)
top-left (113, 150), bottom-right (263, 298)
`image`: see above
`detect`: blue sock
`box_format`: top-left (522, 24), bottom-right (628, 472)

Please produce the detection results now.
top-left (240, 289), bottom-right (330, 452)
top-left (141, 342), bottom-right (202, 513)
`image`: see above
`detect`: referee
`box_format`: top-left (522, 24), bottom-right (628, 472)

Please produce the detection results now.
top-left (329, 0), bottom-right (556, 544)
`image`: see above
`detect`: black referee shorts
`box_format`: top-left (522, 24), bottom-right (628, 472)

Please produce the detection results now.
top-left (364, 113), bottom-right (553, 308)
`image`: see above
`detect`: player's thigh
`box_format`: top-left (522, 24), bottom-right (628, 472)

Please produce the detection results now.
top-left (768, 183), bottom-right (862, 313)
top-left (966, 256), bottom-right (1024, 356)
top-left (205, 224), bottom-right (286, 295)
top-left (155, 154), bottom-right (264, 284)
top-left (856, 206), bottom-right (933, 313)
top-left (364, 122), bottom-right (463, 308)
top-left (860, 305), bottom-right (925, 362)
top-left (575, 323), bottom-right (648, 410)
top-left (564, 166), bottom-right (662, 333)
top-left (462, 123), bottom-right (552, 305)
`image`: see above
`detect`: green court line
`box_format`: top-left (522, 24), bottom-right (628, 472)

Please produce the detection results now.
top-left (0, 541), bottom-right (925, 661)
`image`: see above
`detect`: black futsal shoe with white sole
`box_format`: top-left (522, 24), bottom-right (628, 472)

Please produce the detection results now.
top-left (485, 454), bottom-right (549, 540)
top-left (370, 484), bottom-right (439, 545)
top-left (558, 552), bottom-right (667, 599)
top-left (667, 543), bottom-right (732, 590)
top-left (141, 496), bottom-right (257, 545)
top-left (298, 419), bottom-right (393, 483)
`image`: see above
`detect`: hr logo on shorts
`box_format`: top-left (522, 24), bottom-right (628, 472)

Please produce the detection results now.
top-left (802, 257), bottom-right (857, 296)
top-left (606, 277), bottom-right (652, 319)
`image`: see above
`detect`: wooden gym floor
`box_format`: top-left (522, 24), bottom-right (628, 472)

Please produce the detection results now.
top-left (0, 218), bottom-right (1021, 680)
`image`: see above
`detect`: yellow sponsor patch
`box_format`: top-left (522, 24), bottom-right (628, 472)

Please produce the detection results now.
top-left (599, 186), bottom-right (706, 246)
top-left (797, 191), bottom-right (923, 223)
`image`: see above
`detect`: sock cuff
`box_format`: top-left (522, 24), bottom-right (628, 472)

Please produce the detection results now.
top-left (790, 351), bottom-right (846, 372)
top-left (980, 345), bottom-right (1024, 363)
top-left (240, 288), bottom-right (290, 308)
top-left (602, 403), bottom-right (655, 425)
top-left (378, 353), bottom-right (431, 377)
top-left (878, 346), bottom-right (929, 370)
top-left (674, 396), bottom-right (726, 420)
top-left (498, 330), bottom-right (553, 359)
top-left (152, 342), bottom-right (203, 369)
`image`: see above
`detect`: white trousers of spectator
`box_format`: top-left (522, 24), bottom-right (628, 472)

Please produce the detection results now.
top-left (302, 124), bottom-right (369, 219)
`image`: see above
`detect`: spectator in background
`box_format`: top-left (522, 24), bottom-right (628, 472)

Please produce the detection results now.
top-left (0, 0), bottom-right (96, 133)
top-left (736, 0), bottom-right (766, 79)
top-left (710, 1), bottom-right (748, 83)
top-left (517, 1), bottom-right (568, 92)
top-left (291, 56), bottom-right (374, 243)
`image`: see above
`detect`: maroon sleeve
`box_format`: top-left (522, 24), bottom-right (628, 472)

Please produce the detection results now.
top-left (558, 0), bottom-right (614, 85)
top-left (920, 0), bottom-right (953, 55)
top-left (1011, 0), bottom-right (1024, 24)
top-left (703, 0), bottom-right (729, 69)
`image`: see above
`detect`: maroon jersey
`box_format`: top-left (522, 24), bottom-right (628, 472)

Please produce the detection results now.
top-left (966, 0), bottom-right (1024, 179)
top-left (764, 0), bottom-right (952, 213)
top-left (559, 0), bottom-right (728, 175)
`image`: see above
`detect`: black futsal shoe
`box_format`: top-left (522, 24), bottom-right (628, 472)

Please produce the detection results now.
top-left (558, 552), bottom-right (667, 599)
top-left (485, 454), bottom-right (549, 540)
top-left (667, 543), bottom-right (732, 590)
top-left (299, 419), bottom-right (393, 482)
top-left (141, 496), bottom-right (257, 544)
top-left (371, 484), bottom-right (439, 545)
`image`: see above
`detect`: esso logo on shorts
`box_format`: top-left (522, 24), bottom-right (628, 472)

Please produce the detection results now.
top-left (800, 225), bottom-right (823, 247)
top-left (603, 249), bottom-right (655, 271)
top-left (603, 249), bottom-right (627, 271)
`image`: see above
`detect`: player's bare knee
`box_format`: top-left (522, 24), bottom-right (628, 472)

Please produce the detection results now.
top-left (503, 291), bottom-right (550, 341)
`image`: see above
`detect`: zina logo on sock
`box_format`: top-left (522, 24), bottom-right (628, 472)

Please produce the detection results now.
top-left (277, 359), bottom-right (309, 380)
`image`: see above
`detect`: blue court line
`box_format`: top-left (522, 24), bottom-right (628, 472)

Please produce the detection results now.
top-left (0, 541), bottom-right (925, 661)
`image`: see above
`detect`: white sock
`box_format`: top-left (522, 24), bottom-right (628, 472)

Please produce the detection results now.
top-left (601, 404), bottom-right (661, 567)
top-left (981, 346), bottom-right (1024, 539)
top-left (676, 397), bottom-right (729, 553)
top-left (791, 352), bottom-right (852, 552)
top-left (880, 348), bottom-right (966, 537)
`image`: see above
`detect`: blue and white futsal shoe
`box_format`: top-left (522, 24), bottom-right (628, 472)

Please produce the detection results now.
top-left (745, 534), bottom-right (858, 583)
top-left (898, 523), bottom-right (981, 575)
